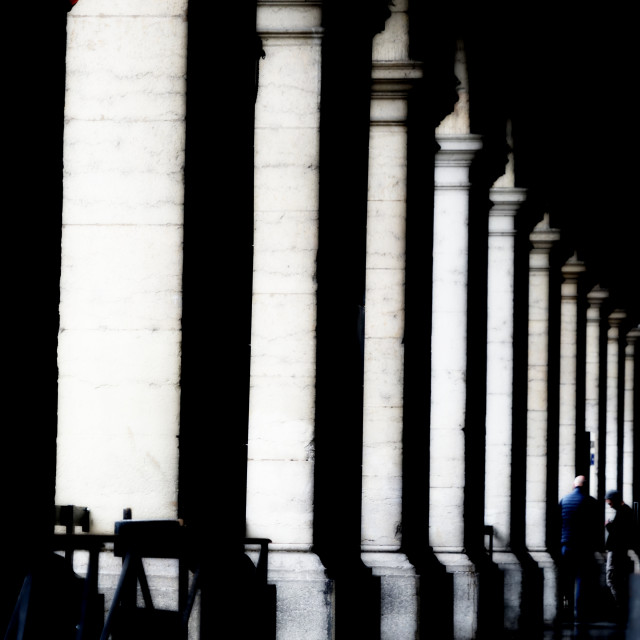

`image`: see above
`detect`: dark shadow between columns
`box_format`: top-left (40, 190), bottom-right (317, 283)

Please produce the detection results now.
top-left (180, 3), bottom-right (258, 637)
top-left (2, 1), bottom-right (67, 632)
top-left (312, 5), bottom-right (390, 639)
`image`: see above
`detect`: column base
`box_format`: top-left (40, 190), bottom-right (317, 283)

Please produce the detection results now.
top-left (529, 551), bottom-right (559, 625)
top-left (247, 549), bottom-right (334, 640)
top-left (434, 551), bottom-right (479, 640)
top-left (361, 551), bottom-right (419, 640)
top-left (492, 551), bottom-right (523, 632)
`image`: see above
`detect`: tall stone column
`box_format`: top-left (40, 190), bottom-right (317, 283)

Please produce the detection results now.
top-left (605, 310), bottom-right (626, 496)
top-left (56, 1), bottom-right (188, 531)
top-left (585, 286), bottom-right (608, 498)
top-left (557, 254), bottom-right (586, 498)
top-left (360, 2), bottom-right (421, 638)
top-left (484, 132), bottom-right (527, 632)
top-left (245, 3), bottom-right (331, 639)
top-left (622, 326), bottom-right (639, 505)
top-left (428, 40), bottom-right (483, 640)
top-left (525, 213), bottom-right (561, 625)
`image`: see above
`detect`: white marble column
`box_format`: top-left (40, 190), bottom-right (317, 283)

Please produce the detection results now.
top-left (557, 253), bottom-right (586, 499)
top-left (622, 326), bottom-right (639, 506)
top-left (484, 132), bottom-right (527, 632)
top-left (360, 2), bottom-right (421, 638)
top-left (56, 1), bottom-right (187, 532)
top-left (429, 39), bottom-right (483, 640)
top-left (525, 213), bottom-right (561, 624)
top-left (605, 309), bottom-right (626, 496)
top-left (246, 3), bottom-right (331, 639)
top-left (585, 286), bottom-right (608, 498)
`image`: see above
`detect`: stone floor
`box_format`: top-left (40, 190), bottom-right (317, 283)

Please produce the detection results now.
top-left (542, 621), bottom-right (627, 639)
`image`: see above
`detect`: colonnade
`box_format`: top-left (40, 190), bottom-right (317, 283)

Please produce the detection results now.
top-left (53, 2), bottom-right (637, 638)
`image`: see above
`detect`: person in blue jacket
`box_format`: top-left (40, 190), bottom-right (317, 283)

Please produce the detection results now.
top-left (558, 475), bottom-right (600, 624)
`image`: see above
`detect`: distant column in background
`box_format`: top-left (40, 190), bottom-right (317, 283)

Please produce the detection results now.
top-left (428, 39), bottom-right (483, 640)
top-left (585, 286), bottom-right (608, 499)
top-left (557, 253), bottom-right (586, 498)
top-left (622, 326), bottom-right (639, 506)
top-left (484, 127), bottom-right (526, 632)
top-left (56, 1), bottom-right (188, 531)
top-left (360, 1), bottom-right (422, 637)
top-left (245, 2), bottom-right (332, 639)
top-left (605, 309), bottom-right (626, 496)
top-left (525, 213), bottom-right (561, 625)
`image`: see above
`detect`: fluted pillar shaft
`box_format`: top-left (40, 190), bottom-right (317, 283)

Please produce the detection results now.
top-left (525, 214), bottom-right (560, 624)
top-left (557, 254), bottom-right (586, 498)
top-left (585, 286), bottom-right (608, 498)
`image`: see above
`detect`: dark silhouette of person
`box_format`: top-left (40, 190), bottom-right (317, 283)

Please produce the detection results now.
top-left (604, 489), bottom-right (638, 625)
top-left (558, 475), bottom-right (600, 624)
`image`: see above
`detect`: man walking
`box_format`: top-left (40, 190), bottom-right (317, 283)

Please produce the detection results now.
top-left (558, 475), bottom-right (599, 624)
top-left (604, 489), bottom-right (638, 625)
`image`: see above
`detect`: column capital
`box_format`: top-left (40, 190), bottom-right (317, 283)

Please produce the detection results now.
top-left (371, 61), bottom-right (423, 94)
top-left (487, 188), bottom-right (526, 236)
top-left (369, 0), bottom-right (421, 123)
top-left (587, 285), bottom-right (609, 307)
top-left (434, 134), bottom-right (483, 167)
top-left (256, 0), bottom-right (323, 38)
top-left (608, 309), bottom-right (627, 328)
top-left (488, 187), bottom-right (528, 212)
top-left (529, 213), bottom-right (560, 252)
top-left (370, 61), bottom-right (423, 125)
top-left (561, 252), bottom-right (586, 281)
top-left (626, 326), bottom-right (640, 346)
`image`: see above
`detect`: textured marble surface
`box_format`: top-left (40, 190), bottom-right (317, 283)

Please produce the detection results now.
top-left (526, 215), bottom-right (560, 550)
top-left (429, 134), bottom-right (481, 553)
top-left (558, 255), bottom-right (585, 499)
top-left (484, 181), bottom-right (524, 550)
top-left (586, 286), bottom-right (609, 497)
top-left (246, 1), bottom-right (322, 549)
top-left (605, 310), bottom-right (626, 493)
top-left (56, 2), bottom-right (187, 532)
top-left (623, 328), bottom-right (639, 504)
